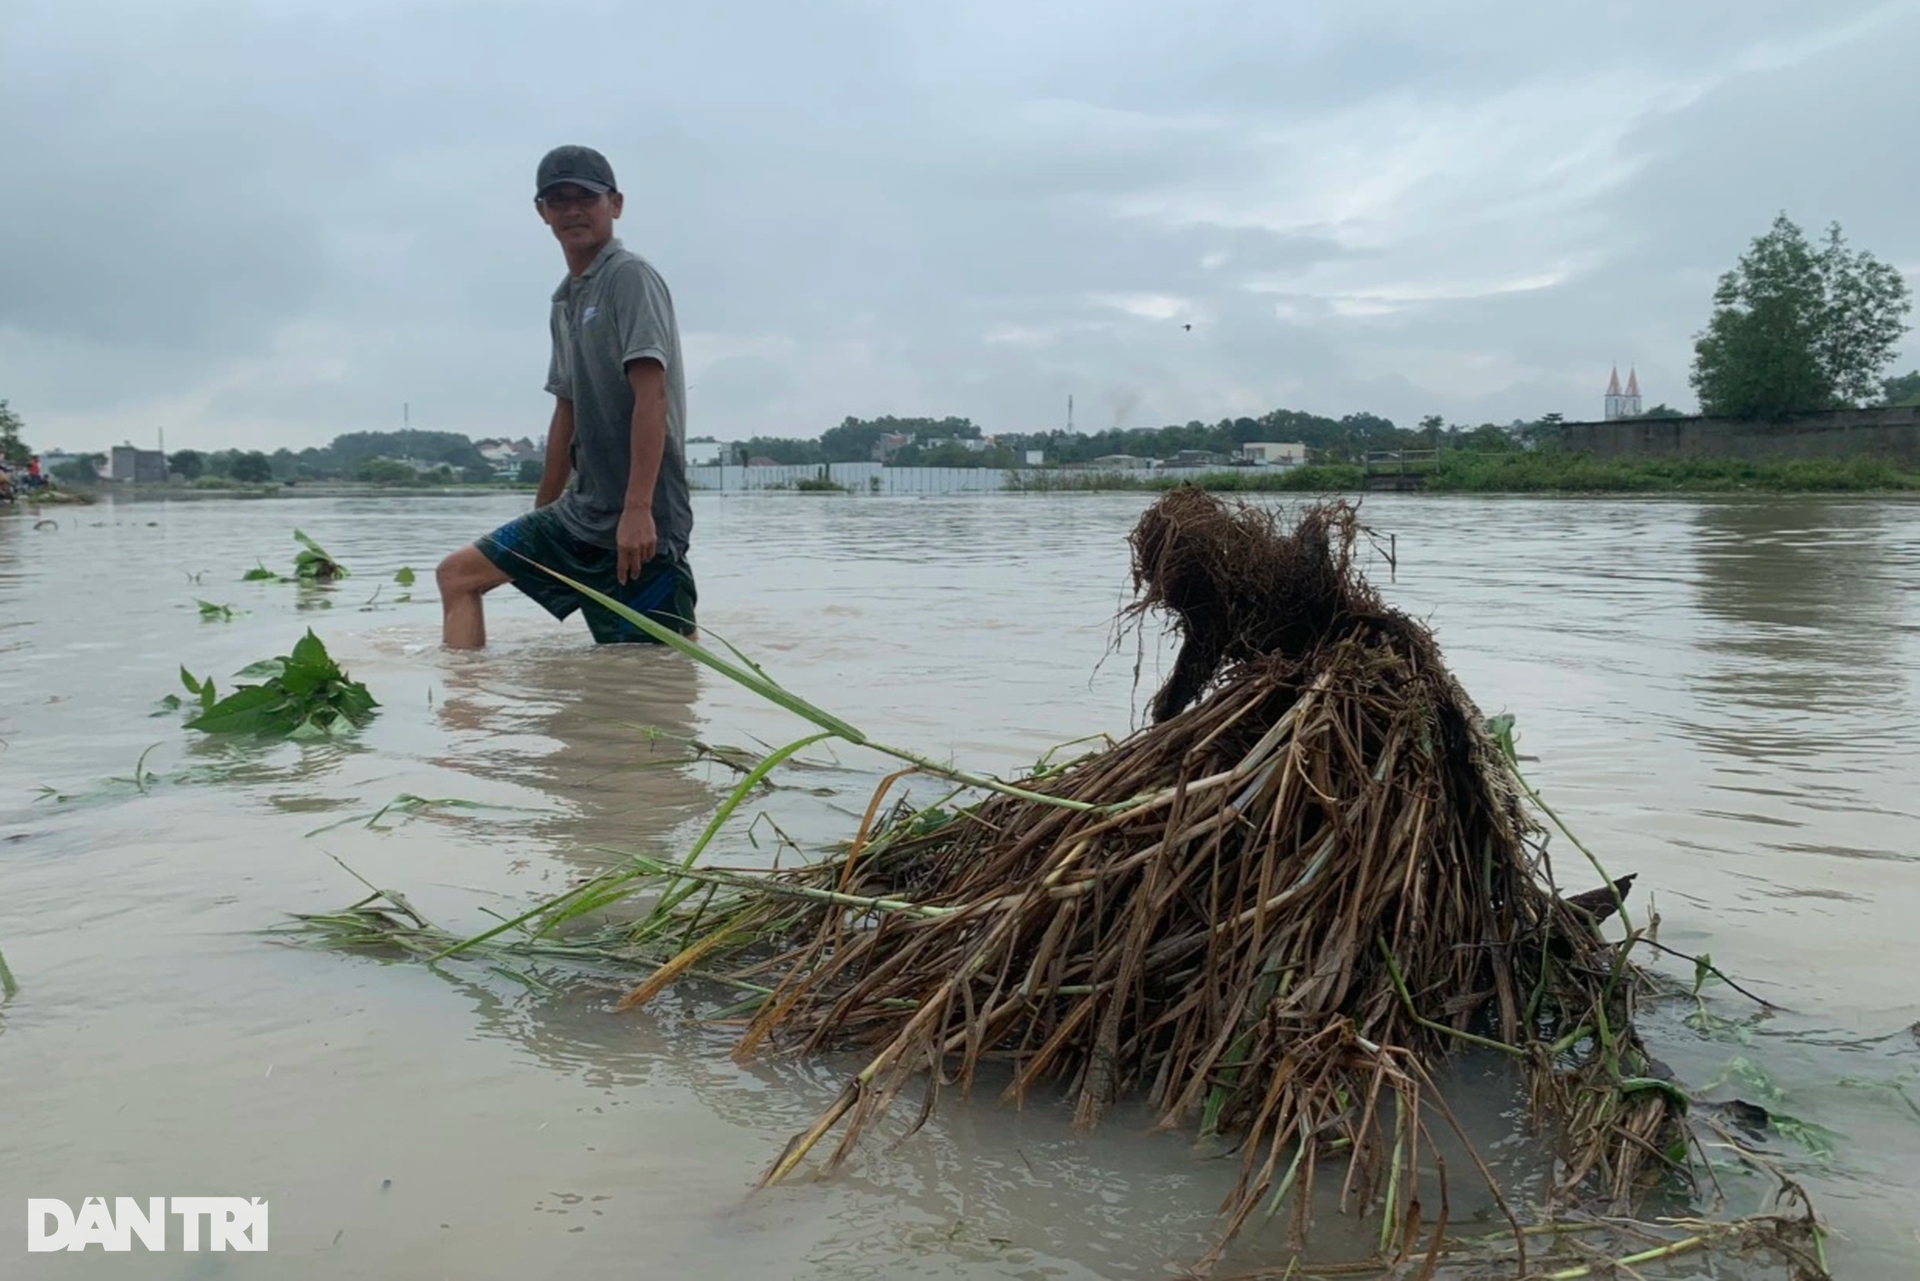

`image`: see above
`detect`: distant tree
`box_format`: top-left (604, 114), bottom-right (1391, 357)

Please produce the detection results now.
top-left (1881, 370), bottom-right (1920, 407)
top-left (1690, 213), bottom-right (1911, 418)
top-left (357, 457), bottom-right (416, 484)
top-left (820, 417), bottom-right (894, 463)
top-left (168, 448), bottom-right (206, 480)
top-left (53, 457), bottom-right (99, 484)
top-left (1631, 403), bottom-right (1688, 420)
top-left (1813, 224), bottom-right (1912, 405)
top-left (516, 458), bottom-right (544, 485)
top-left (0, 399), bottom-right (28, 465)
top-left (327, 430), bottom-right (489, 474)
top-left (460, 465), bottom-right (494, 485)
top-left (741, 435), bottom-right (825, 465)
top-left (820, 415), bottom-right (983, 462)
top-left (1452, 423), bottom-right (1515, 452)
top-left (1539, 412), bottom-right (1565, 426)
top-left (229, 451), bottom-right (274, 483)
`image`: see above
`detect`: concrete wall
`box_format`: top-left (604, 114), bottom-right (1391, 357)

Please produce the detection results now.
top-left (1559, 406), bottom-right (1920, 465)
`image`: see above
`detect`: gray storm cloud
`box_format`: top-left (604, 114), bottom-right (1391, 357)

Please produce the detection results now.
top-left (2, 0), bottom-right (1916, 451)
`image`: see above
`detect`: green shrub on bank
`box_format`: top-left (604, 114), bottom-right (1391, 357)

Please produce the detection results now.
top-left (1425, 452), bottom-right (1920, 493)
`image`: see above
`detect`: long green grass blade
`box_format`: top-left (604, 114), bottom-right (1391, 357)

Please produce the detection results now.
top-left (516, 556), bottom-right (865, 741)
top-left (0, 941), bottom-right (18, 998)
top-left (641, 731), bottom-right (835, 929)
top-left (516, 556), bottom-right (1096, 810)
top-left (427, 866), bottom-right (648, 962)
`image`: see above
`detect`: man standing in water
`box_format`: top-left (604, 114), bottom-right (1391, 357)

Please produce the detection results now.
top-left (436, 144), bottom-right (696, 648)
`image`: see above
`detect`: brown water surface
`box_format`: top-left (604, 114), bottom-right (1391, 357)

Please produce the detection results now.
top-left (2, 492), bottom-right (1917, 1278)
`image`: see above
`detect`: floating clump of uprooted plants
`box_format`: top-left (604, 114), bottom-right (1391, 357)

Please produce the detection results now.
top-left (243, 529), bottom-right (350, 583)
top-left (165, 629), bottom-right (378, 739)
top-left (296, 492), bottom-right (1828, 1278)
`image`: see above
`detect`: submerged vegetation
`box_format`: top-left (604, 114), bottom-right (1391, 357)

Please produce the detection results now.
top-left (291, 492), bottom-right (1827, 1276)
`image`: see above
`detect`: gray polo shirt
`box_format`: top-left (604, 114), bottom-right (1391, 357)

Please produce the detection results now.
top-left (545, 238), bottom-right (693, 557)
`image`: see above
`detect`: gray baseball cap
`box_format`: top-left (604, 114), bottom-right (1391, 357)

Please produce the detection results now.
top-left (536, 145), bottom-right (617, 198)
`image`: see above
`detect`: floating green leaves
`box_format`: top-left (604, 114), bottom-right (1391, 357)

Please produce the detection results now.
top-left (183, 630), bottom-right (378, 740)
top-left (393, 566), bottom-right (416, 586)
top-left (179, 666), bottom-right (219, 715)
top-left (240, 531), bottom-right (351, 584)
top-left (196, 599), bottom-right (240, 622)
top-left (293, 529), bottom-right (349, 581)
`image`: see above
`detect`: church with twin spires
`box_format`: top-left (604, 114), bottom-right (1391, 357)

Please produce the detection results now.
top-left (1603, 365), bottom-right (1642, 419)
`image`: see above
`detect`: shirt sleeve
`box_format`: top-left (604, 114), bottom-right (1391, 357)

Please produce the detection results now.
top-left (545, 304), bottom-right (572, 399)
top-left (612, 261), bottom-right (677, 371)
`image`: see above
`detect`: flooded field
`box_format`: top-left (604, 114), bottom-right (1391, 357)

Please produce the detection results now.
top-left (3, 491), bottom-right (1917, 1278)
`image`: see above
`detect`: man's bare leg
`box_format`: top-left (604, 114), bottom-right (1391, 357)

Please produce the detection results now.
top-left (437, 546), bottom-right (513, 649)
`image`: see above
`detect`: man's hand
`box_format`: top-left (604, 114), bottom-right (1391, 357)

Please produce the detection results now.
top-left (616, 505), bottom-right (657, 584)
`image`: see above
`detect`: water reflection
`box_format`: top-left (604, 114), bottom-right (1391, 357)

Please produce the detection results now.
top-left (430, 646), bottom-right (722, 875)
top-left (1689, 500), bottom-right (1906, 718)
top-left (1682, 498), bottom-right (1920, 860)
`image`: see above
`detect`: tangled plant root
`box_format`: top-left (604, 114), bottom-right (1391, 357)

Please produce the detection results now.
top-left (613, 490), bottom-right (1734, 1271)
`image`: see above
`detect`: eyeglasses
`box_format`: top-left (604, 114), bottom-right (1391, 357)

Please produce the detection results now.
top-left (537, 190), bottom-right (606, 213)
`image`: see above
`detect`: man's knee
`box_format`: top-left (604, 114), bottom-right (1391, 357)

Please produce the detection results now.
top-left (438, 546), bottom-right (508, 599)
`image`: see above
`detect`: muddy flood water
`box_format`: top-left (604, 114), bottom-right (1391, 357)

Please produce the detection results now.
top-left (3, 491), bottom-right (1918, 1279)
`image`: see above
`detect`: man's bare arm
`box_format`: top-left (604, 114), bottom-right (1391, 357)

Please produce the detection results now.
top-left (534, 397), bottom-right (576, 509)
top-left (623, 359), bottom-right (667, 517)
top-left (613, 359), bottom-right (668, 582)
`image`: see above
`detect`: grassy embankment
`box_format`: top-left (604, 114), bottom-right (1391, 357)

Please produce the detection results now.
top-left (1424, 451), bottom-right (1920, 493)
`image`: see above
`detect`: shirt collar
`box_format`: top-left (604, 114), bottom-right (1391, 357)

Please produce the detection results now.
top-left (551, 238), bottom-right (625, 301)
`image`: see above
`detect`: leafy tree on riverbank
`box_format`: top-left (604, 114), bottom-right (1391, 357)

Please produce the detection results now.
top-left (1882, 371), bottom-right (1920, 407)
top-left (230, 451), bottom-right (274, 483)
top-left (1690, 214), bottom-right (1912, 418)
top-left (0, 399), bottom-right (29, 466)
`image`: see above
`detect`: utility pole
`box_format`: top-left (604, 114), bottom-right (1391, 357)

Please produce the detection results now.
top-left (1067, 394), bottom-right (1074, 434)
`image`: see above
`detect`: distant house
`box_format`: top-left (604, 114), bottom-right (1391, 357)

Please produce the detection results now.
top-left (1023, 449), bottom-right (1045, 466)
top-left (872, 432), bottom-right (915, 463)
top-left (104, 444), bottom-right (167, 483)
top-left (1239, 441), bottom-right (1310, 467)
top-left (476, 436), bottom-right (541, 478)
top-left (1080, 453), bottom-right (1152, 470)
top-left (921, 436), bottom-right (992, 454)
top-left (1162, 449), bottom-right (1230, 469)
top-left (685, 438), bottom-right (725, 466)
top-left (747, 455), bottom-right (779, 468)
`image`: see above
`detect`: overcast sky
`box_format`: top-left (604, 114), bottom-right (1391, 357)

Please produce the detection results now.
top-left (4, 0), bottom-right (1918, 453)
